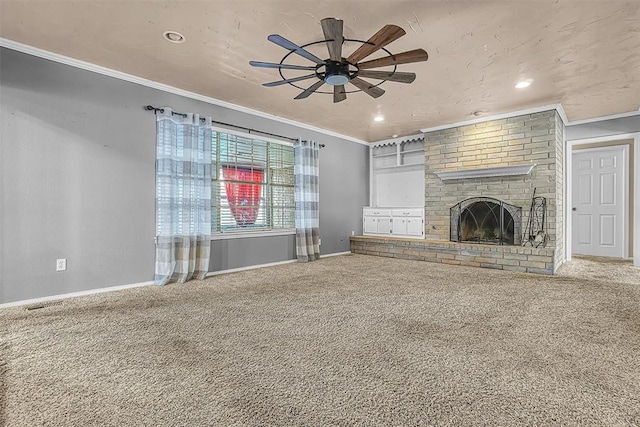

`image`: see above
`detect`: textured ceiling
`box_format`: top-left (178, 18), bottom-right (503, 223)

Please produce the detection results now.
top-left (1, 0), bottom-right (639, 142)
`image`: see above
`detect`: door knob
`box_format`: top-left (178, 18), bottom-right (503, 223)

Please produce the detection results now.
top-left (572, 207), bottom-right (577, 211)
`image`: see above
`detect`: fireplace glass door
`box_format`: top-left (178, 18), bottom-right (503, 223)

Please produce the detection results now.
top-left (450, 198), bottom-right (522, 245)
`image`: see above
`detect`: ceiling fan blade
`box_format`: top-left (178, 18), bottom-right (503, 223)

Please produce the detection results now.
top-left (346, 24), bottom-right (406, 64)
top-left (268, 34), bottom-right (324, 65)
top-left (321, 18), bottom-right (344, 62)
top-left (250, 61), bottom-right (317, 71)
top-left (357, 70), bottom-right (416, 84)
top-left (294, 80), bottom-right (326, 100)
top-left (333, 85), bottom-right (347, 103)
top-left (350, 77), bottom-right (385, 99)
top-left (263, 74), bottom-right (319, 87)
top-left (357, 49), bottom-right (429, 70)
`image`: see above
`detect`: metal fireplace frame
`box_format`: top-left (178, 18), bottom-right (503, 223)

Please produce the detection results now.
top-left (450, 197), bottom-right (522, 245)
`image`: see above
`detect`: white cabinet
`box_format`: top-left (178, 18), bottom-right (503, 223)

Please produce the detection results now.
top-left (363, 207), bottom-right (424, 239)
top-left (363, 209), bottom-right (392, 236)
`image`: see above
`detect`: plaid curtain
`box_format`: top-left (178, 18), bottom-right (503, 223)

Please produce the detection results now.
top-left (155, 108), bottom-right (212, 285)
top-left (294, 139), bottom-right (320, 262)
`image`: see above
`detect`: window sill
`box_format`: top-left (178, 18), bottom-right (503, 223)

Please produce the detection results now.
top-left (211, 229), bottom-right (296, 240)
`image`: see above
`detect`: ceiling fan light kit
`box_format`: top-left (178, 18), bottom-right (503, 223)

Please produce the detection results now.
top-left (250, 18), bottom-right (428, 103)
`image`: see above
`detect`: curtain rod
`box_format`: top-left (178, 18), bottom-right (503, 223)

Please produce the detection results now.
top-left (144, 105), bottom-right (325, 147)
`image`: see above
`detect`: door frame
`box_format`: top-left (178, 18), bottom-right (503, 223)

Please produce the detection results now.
top-left (565, 132), bottom-right (640, 267)
top-left (570, 145), bottom-right (629, 258)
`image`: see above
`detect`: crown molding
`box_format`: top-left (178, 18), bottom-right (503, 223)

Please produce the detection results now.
top-left (565, 109), bottom-right (640, 126)
top-left (0, 38), bottom-right (368, 146)
top-left (420, 104), bottom-right (567, 134)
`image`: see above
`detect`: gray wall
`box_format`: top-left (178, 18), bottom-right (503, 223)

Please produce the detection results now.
top-left (0, 47), bottom-right (368, 304)
top-left (565, 114), bottom-right (640, 141)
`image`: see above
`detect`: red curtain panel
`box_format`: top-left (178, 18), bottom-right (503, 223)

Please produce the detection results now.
top-left (222, 166), bottom-right (264, 226)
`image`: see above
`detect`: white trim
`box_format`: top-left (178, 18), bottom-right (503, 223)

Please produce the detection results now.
top-left (0, 37), bottom-right (368, 146)
top-left (321, 251), bottom-right (352, 257)
top-left (556, 104), bottom-right (569, 125)
top-left (566, 134), bottom-right (639, 263)
top-left (206, 259), bottom-right (297, 276)
top-left (0, 280), bottom-right (154, 309)
top-left (205, 251), bottom-right (351, 277)
top-left (212, 229), bottom-right (295, 240)
top-left (435, 164), bottom-right (535, 181)
top-left (565, 135), bottom-right (573, 262)
top-left (566, 109), bottom-right (640, 126)
top-left (566, 133), bottom-right (639, 145)
top-left (635, 135), bottom-right (640, 267)
top-left (369, 148), bottom-right (374, 207)
top-left (371, 133), bottom-right (424, 147)
top-left (420, 104), bottom-right (566, 134)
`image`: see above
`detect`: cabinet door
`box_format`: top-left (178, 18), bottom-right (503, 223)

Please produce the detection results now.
top-left (405, 217), bottom-right (423, 237)
top-left (391, 217), bottom-right (407, 236)
top-left (377, 217), bottom-right (392, 234)
top-left (363, 216), bottom-right (378, 234)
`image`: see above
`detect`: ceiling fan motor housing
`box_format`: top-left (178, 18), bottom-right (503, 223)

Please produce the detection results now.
top-left (322, 60), bottom-right (352, 86)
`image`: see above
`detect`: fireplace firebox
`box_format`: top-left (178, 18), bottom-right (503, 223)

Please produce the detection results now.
top-left (450, 197), bottom-right (522, 245)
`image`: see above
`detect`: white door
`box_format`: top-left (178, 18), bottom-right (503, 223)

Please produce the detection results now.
top-left (405, 217), bottom-right (423, 237)
top-left (363, 216), bottom-right (378, 234)
top-left (391, 218), bottom-right (406, 236)
top-left (572, 146), bottom-right (627, 257)
top-left (377, 217), bottom-right (392, 234)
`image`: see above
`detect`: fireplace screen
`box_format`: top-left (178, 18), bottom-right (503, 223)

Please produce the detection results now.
top-left (450, 197), bottom-right (522, 245)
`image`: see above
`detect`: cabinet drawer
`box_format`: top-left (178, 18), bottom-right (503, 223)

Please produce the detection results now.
top-left (391, 208), bottom-right (422, 217)
top-left (363, 208), bottom-right (391, 216)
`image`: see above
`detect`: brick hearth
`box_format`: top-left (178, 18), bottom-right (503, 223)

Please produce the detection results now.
top-left (350, 235), bottom-right (556, 274)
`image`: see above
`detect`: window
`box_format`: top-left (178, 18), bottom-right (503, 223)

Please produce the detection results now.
top-left (212, 129), bottom-right (295, 234)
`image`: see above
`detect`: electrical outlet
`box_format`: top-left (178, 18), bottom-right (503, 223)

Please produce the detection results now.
top-left (339, 234), bottom-right (344, 241)
top-left (351, 230), bottom-right (355, 236)
top-left (318, 238), bottom-right (322, 245)
top-left (56, 258), bottom-right (67, 272)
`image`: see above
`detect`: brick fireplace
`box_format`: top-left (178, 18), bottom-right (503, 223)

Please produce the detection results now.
top-left (351, 110), bottom-right (565, 274)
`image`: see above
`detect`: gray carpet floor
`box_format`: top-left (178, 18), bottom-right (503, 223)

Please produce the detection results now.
top-left (1, 254), bottom-right (639, 426)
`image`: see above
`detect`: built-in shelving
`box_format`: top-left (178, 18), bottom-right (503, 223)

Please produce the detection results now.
top-left (371, 152), bottom-right (398, 158)
top-left (369, 135), bottom-right (425, 208)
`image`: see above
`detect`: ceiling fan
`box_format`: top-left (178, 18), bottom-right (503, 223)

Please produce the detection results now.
top-left (249, 18), bottom-right (428, 103)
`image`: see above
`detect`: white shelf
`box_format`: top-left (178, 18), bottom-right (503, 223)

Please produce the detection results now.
top-left (400, 148), bottom-right (425, 154)
top-left (435, 164), bottom-right (536, 180)
top-left (372, 152), bottom-right (398, 158)
top-left (373, 163), bottom-right (424, 171)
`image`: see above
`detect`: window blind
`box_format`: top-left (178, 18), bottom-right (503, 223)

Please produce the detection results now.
top-left (212, 131), bottom-right (295, 233)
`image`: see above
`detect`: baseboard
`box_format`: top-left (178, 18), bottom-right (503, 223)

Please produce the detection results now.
top-left (205, 259), bottom-right (297, 277)
top-left (206, 252), bottom-right (352, 277)
top-left (1, 253), bottom-right (353, 308)
top-left (0, 280), bottom-right (155, 309)
top-left (321, 251), bottom-right (352, 258)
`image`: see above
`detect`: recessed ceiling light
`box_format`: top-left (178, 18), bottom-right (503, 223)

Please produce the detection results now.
top-left (163, 31), bottom-right (185, 43)
top-left (374, 115), bottom-right (385, 122)
top-left (392, 134), bottom-right (399, 138)
top-left (515, 80), bottom-right (531, 89)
